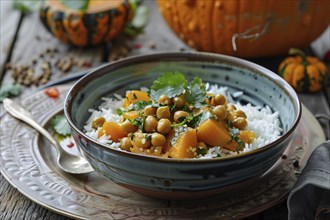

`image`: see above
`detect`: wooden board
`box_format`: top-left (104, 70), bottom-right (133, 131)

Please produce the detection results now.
top-left (0, 1), bottom-right (21, 78)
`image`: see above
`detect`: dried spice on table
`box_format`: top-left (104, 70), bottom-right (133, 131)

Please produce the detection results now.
top-left (7, 47), bottom-right (93, 87)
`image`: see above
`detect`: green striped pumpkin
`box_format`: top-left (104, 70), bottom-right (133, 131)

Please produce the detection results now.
top-left (40, 0), bottom-right (131, 47)
top-left (278, 49), bottom-right (328, 92)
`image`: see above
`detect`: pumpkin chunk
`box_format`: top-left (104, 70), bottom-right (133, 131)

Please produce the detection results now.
top-left (238, 130), bottom-right (256, 144)
top-left (123, 110), bottom-right (139, 120)
top-left (196, 119), bottom-right (231, 147)
top-left (98, 122), bottom-right (126, 142)
top-left (168, 128), bottom-right (198, 159)
top-left (122, 90), bottom-right (150, 108)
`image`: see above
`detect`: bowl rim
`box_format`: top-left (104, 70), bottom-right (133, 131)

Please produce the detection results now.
top-left (64, 51), bottom-right (302, 163)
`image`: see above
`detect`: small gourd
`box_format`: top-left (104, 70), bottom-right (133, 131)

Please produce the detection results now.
top-left (278, 48), bottom-right (328, 92)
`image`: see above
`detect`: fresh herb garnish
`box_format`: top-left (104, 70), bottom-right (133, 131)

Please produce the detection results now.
top-left (150, 72), bottom-right (187, 101)
top-left (235, 138), bottom-right (245, 151)
top-left (185, 77), bottom-right (206, 108)
top-left (187, 111), bottom-right (214, 128)
top-left (132, 93), bottom-right (138, 100)
top-left (229, 128), bottom-right (240, 137)
top-left (0, 84), bottom-right (22, 102)
top-left (116, 108), bottom-right (125, 116)
top-left (128, 100), bottom-right (152, 111)
top-left (197, 147), bottom-right (207, 156)
top-left (145, 133), bottom-right (152, 141)
top-left (229, 128), bottom-right (245, 151)
top-left (150, 72), bottom-right (207, 108)
top-left (50, 115), bottom-right (71, 137)
top-left (131, 116), bottom-right (145, 132)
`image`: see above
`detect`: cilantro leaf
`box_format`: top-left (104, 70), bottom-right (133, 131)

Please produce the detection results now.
top-left (197, 147), bottom-right (207, 156)
top-left (128, 100), bottom-right (152, 111)
top-left (50, 115), bottom-right (71, 137)
top-left (229, 128), bottom-right (245, 152)
top-left (116, 108), bottom-right (125, 116)
top-left (131, 116), bottom-right (145, 132)
top-left (187, 111), bottom-right (214, 128)
top-left (185, 77), bottom-right (206, 108)
top-left (150, 72), bottom-right (187, 101)
top-left (0, 84), bottom-right (22, 102)
top-left (229, 128), bottom-right (240, 137)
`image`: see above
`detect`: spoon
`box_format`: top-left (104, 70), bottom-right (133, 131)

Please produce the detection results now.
top-left (3, 98), bottom-right (94, 174)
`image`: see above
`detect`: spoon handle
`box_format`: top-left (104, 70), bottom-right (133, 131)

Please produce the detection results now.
top-left (3, 98), bottom-right (61, 152)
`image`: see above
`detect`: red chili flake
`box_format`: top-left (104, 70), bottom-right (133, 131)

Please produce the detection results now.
top-left (132, 44), bottom-right (142, 49)
top-left (83, 61), bottom-right (92, 68)
top-left (44, 87), bottom-right (59, 99)
top-left (67, 142), bottom-right (74, 148)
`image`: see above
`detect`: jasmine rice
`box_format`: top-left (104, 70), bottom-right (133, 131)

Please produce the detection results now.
top-left (84, 83), bottom-right (282, 159)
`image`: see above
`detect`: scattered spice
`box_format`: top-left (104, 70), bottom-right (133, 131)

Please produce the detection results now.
top-left (6, 46), bottom-right (93, 87)
top-left (148, 41), bottom-right (156, 49)
top-left (293, 159), bottom-right (299, 168)
top-left (108, 44), bottom-right (129, 62)
top-left (5, 63), bottom-right (11, 70)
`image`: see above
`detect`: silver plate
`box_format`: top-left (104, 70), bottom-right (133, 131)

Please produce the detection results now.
top-left (0, 85), bottom-right (325, 219)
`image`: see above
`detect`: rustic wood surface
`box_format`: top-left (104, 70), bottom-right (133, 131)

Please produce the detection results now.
top-left (1, 1), bottom-right (329, 220)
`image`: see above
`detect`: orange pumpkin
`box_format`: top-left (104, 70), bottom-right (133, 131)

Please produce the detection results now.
top-left (157, 0), bottom-right (330, 58)
top-left (40, 0), bottom-right (132, 47)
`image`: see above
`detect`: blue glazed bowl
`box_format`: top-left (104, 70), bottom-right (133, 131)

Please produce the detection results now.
top-left (64, 52), bottom-right (301, 199)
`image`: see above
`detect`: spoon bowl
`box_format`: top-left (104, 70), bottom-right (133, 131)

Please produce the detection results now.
top-left (3, 98), bottom-right (94, 174)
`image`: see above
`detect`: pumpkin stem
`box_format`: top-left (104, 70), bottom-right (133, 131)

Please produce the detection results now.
top-left (289, 48), bottom-right (307, 60)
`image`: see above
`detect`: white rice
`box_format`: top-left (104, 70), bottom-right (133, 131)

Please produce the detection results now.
top-left (84, 85), bottom-right (282, 158)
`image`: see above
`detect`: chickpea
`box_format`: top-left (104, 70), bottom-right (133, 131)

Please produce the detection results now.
top-left (120, 137), bottom-right (132, 151)
top-left (151, 133), bottom-right (166, 146)
top-left (173, 95), bottom-right (185, 108)
top-left (131, 133), bottom-right (151, 148)
top-left (232, 117), bottom-right (247, 130)
top-left (214, 94), bottom-right (226, 106)
top-left (143, 105), bottom-right (156, 116)
top-left (173, 110), bottom-right (189, 122)
top-left (235, 110), bottom-right (247, 118)
top-left (158, 95), bottom-right (173, 105)
top-left (144, 116), bottom-right (158, 133)
top-left (156, 106), bottom-right (171, 119)
top-left (205, 93), bottom-right (214, 105)
top-left (227, 104), bottom-right (237, 111)
top-left (121, 120), bottom-right (138, 133)
top-left (213, 105), bottom-right (227, 120)
top-left (92, 117), bottom-right (105, 129)
top-left (157, 118), bottom-right (172, 134)
top-left (227, 112), bottom-right (235, 122)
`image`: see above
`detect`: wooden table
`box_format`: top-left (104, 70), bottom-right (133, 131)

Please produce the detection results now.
top-left (1, 1), bottom-right (329, 219)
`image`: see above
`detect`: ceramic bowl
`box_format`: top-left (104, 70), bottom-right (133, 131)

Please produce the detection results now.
top-left (64, 52), bottom-right (301, 199)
